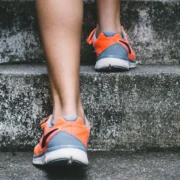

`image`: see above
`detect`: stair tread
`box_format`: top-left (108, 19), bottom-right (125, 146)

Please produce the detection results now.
top-left (0, 64), bottom-right (180, 75)
top-left (0, 152), bottom-right (179, 180)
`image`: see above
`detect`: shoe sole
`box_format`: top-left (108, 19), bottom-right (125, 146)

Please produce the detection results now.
top-left (33, 148), bottom-right (88, 166)
top-left (95, 58), bottom-right (136, 71)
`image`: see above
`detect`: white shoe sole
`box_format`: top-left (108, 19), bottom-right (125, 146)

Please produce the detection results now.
top-left (95, 58), bottom-right (137, 71)
top-left (33, 148), bottom-right (88, 166)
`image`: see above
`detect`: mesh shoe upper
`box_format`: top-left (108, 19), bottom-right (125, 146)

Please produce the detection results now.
top-left (87, 26), bottom-right (136, 62)
top-left (34, 116), bottom-right (90, 156)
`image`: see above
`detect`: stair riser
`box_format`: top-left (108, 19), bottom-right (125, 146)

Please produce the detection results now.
top-left (0, 1), bottom-right (179, 65)
top-left (0, 67), bottom-right (180, 151)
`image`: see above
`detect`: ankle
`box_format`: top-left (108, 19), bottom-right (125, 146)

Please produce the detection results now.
top-left (52, 105), bottom-right (84, 124)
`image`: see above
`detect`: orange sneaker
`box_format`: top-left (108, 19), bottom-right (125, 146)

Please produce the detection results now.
top-left (33, 115), bottom-right (90, 166)
top-left (87, 26), bottom-right (136, 71)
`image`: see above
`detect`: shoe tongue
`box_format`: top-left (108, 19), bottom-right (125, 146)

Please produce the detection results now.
top-left (103, 31), bottom-right (125, 40)
top-left (103, 32), bottom-right (116, 37)
top-left (48, 115), bottom-right (79, 127)
top-left (63, 116), bottom-right (78, 121)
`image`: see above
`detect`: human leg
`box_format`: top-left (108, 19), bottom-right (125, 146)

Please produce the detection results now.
top-left (96, 0), bottom-right (121, 36)
top-left (33, 0), bottom-right (90, 166)
top-left (36, 0), bottom-right (84, 123)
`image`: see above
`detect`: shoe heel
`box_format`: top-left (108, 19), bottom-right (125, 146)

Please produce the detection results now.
top-left (95, 58), bottom-right (129, 71)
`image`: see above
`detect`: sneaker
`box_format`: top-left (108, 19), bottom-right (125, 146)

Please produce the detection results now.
top-left (33, 115), bottom-right (90, 166)
top-left (87, 26), bottom-right (136, 71)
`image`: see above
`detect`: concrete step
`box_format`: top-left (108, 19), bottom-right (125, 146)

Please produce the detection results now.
top-left (0, 152), bottom-right (180, 180)
top-left (0, 64), bottom-right (180, 151)
top-left (0, 0), bottom-right (179, 65)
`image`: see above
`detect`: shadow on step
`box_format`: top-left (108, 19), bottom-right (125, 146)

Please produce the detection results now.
top-left (36, 165), bottom-right (87, 180)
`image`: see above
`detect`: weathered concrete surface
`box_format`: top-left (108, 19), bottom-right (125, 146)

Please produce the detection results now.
top-left (0, 1), bottom-right (180, 65)
top-left (0, 65), bottom-right (180, 151)
top-left (0, 152), bottom-right (180, 180)
top-left (177, 2), bottom-right (180, 60)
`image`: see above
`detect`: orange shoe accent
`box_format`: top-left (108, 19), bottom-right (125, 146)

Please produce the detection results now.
top-left (87, 28), bottom-right (97, 45)
top-left (40, 115), bottom-right (51, 130)
top-left (34, 144), bottom-right (42, 156)
top-left (87, 26), bottom-right (136, 62)
top-left (34, 116), bottom-right (90, 156)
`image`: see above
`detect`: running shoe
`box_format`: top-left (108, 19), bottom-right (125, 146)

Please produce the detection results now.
top-left (87, 26), bottom-right (136, 71)
top-left (33, 115), bottom-right (90, 166)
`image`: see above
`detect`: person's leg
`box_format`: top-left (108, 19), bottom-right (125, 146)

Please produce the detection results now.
top-left (36, 0), bottom-right (84, 123)
top-left (33, 0), bottom-right (90, 166)
top-left (96, 0), bottom-right (121, 36)
top-left (87, 0), bottom-right (136, 71)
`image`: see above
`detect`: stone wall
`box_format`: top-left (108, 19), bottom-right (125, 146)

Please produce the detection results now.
top-left (0, 0), bottom-right (179, 64)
